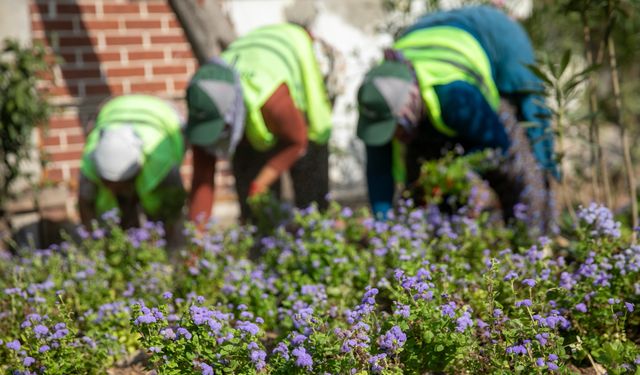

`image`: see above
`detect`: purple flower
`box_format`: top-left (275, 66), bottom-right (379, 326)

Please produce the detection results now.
top-left (291, 334), bottom-right (307, 346)
top-left (249, 348), bottom-right (267, 371)
top-left (522, 279), bottom-right (536, 288)
top-left (548, 354), bottom-right (558, 361)
top-left (34, 324), bottom-right (49, 338)
top-left (369, 353), bottom-right (387, 373)
top-left (162, 292), bottom-right (173, 300)
top-left (625, 302), bottom-right (634, 312)
top-left (161, 328), bottom-right (177, 340)
top-left (177, 327), bottom-right (192, 340)
top-left (506, 344), bottom-right (528, 355)
top-left (378, 326), bottom-right (407, 352)
top-left (196, 361), bottom-right (214, 375)
top-left (6, 340), bottom-right (20, 351)
top-left (515, 299), bottom-right (532, 308)
top-left (39, 345), bottom-right (50, 353)
top-left (440, 301), bottom-right (457, 318)
top-left (547, 362), bottom-right (559, 371)
top-left (536, 357), bottom-right (545, 367)
top-left (503, 271), bottom-right (518, 281)
top-left (273, 342), bottom-right (290, 360)
top-left (577, 203), bottom-right (621, 238)
top-left (292, 347), bottom-right (313, 370)
top-left (237, 321), bottom-right (260, 335)
top-left (535, 333), bottom-right (549, 346)
top-left (23, 356), bottom-right (35, 366)
top-left (393, 303), bottom-right (410, 318)
top-left (575, 303), bottom-right (587, 313)
top-left (456, 311), bottom-right (474, 333)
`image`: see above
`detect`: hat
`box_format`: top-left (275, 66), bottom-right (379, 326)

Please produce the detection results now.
top-left (185, 62), bottom-right (239, 146)
top-left (356, 60), bottom-right (414, 146)
top-left (93, 125), bottom-right (143, 182)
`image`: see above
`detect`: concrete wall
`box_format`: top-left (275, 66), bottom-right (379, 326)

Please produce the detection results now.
top-left (0, 0), bottom-right (32, 43)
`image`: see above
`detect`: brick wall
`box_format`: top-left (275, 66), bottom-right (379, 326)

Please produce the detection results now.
top-left (29, 0), bottom-right (236, 211)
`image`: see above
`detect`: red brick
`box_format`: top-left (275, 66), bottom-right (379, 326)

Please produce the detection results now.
top-left (147, 3), bottom-right (171, 13)
top-left (48, 84), bottom-right (80, 97)
top-left (43, 135), bottom-right (61, 147)
top-left (102, 3), bottom-right (140, 13)
top-left (60, 67), bottom-right (103, 79)
top-left (49, 117), bottom-right (82, 130)
top-left (173, 79), bottom-right (190, 92)
top-left (49, 150), bottom-right (83, 162)
top-left (32, 19), bottom-right (75, 32)
top-left (105, 35), bottom-right (143, 46)
top-left (127, 50), bottom-right (164, 61)
top-left (171, 49), bottom-right (194, 59)
top-left (153, 65), bottom-right (187, 75)
top-left (44, 167), bottom-right (64, 183)
top-left (57, 4), bottom-right (96, 15)
top-left (59, 52), bottom-right (78, 65)
top-left (81, 51), bottom-right (121, 63)
top-left (67, 134), bottom-right (86, 145)
top-left (130, 81), bottom-right (166, 92)
top-left (82, 20), bottom-right (120, 30)
top-left (168, 19), bottom-right (181, 28)
top-left (125, 19), bottom-right (162, 29)
top-left (150, 35), bottom-right (185, 44)
top-left (106, 66), bottom-right (145, 78)
top-left (58, 35), bottom-right (99, 47)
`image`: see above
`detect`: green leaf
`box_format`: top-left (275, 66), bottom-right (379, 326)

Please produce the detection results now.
top-left (527, 64), bottom-right (553, 86)
top-left (560, 49), bottom-right (572, 76)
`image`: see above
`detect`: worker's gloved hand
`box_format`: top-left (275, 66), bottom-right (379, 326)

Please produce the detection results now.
top-left (372, 202), bottom-right (392, 221)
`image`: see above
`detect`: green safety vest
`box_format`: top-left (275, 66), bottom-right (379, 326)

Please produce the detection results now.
top-left (221, 23), bottom-right (332, 151)
top-left (80, 95), bottom-right (185, 217)
top-left (391, 26), bottom-right (500, 183)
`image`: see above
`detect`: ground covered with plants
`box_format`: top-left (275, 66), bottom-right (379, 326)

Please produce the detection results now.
top-left (1, 190), bottom-right (639, 374)
top-left (0, 150), bottom-right (638, 375)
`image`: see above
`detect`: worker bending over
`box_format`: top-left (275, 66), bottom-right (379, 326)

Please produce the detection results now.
top-left (79, 95), bottom-right (186, 243)
top-left (187, 23), bottom-right (333, 224)
top-left (357, 6), bottom-right (556, 234)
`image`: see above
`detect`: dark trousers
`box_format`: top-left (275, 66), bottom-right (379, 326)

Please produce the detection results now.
top-left (232, 138), bottom-right (329, 221)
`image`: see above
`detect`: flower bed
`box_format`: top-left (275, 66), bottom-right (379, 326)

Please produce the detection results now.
top-left (1, 201), bottom-right (639, 374)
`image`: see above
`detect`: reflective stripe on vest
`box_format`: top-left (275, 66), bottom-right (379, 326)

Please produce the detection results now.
top-left (221, 23), bottom-right (332, 151)
top-left (391, 140), bottom-right (407, 184)
top-left (394, 26), bottom-right (500, 137)
top-left (80, 95), bottom-right (184, 216)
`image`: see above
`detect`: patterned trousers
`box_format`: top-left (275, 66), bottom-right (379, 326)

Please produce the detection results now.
top-left (405, 99), bottom-right (556, 236)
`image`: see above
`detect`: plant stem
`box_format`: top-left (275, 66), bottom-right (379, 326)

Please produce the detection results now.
top-left (581, 11), bottom-right (609, 206)
top-left (556, 102), bottom-right (577, 221)
top-left (606, 11), bottom-right (637, 242)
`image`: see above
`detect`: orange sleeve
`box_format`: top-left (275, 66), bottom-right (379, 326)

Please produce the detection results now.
top-left (261, 83), bottom-right (308, 172)
top-left (188, 145), bottom-right (217, 224)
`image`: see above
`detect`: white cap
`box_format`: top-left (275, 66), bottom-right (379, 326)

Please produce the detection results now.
top-left (92, 125), bottom-right (143, 182)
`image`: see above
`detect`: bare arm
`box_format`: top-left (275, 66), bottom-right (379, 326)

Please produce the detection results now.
top-left (188, 146), bottom-right (217, 226)
top-left (252, 83), bottom-right (308, 194)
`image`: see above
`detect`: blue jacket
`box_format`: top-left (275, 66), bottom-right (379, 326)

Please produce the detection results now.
top-left (367, 6), bottom-right (555, 217)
